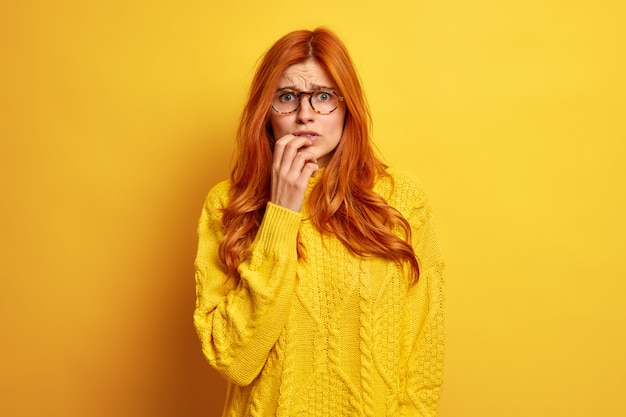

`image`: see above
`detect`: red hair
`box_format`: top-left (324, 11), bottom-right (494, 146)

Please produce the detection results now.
top-left (219, 28), bottom-right (420, 283)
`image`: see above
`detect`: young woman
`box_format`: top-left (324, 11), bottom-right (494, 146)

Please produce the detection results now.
top-left (194, 27), bottom-right (445, 417)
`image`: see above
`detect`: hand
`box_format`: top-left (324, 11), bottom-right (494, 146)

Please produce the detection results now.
top-left (270, 134), bottom-right (319, 212)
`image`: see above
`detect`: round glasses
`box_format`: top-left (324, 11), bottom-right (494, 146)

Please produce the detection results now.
top-left (272, 88), bottom-right (344, 115)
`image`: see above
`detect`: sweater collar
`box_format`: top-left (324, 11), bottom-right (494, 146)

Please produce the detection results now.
top-left (307, 167), bottom-right (325, 189)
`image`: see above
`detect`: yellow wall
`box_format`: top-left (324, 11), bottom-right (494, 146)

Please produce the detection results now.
top-left (1, 1), bottom-right (624, 416)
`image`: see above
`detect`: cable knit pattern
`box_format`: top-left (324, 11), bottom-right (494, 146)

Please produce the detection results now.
top-left (359, 266), bottom-right (375, 417)
top-left (276, 306), bottom-right (296, 416)
top-left (194, 170), bottom-right (445, 417)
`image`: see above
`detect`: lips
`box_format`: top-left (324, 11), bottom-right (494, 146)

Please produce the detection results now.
top-left (293, 130), bottom-right (319, 138)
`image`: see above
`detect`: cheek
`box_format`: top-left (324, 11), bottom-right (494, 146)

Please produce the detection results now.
top-left (270, 116), bottom-right (289, 137)
top-left (333, 111), bottom-right (347, 133)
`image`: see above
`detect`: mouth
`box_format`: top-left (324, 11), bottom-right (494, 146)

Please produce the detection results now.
top-left (293, 131), bottom-right (319, 139)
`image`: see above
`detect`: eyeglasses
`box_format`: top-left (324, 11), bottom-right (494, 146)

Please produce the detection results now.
top-left (272, 88), bottom-right (344, 115)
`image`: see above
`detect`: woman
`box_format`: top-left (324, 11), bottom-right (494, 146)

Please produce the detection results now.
top-left (194, 27), bottom-right (445, 417)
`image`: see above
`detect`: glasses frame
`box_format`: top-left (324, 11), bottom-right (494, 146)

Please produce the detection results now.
top-left (271, 89), bottom-right (345, 115)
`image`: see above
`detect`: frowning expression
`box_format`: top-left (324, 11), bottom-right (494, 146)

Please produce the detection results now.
top-left (269, 59), bottom-right (346, 168)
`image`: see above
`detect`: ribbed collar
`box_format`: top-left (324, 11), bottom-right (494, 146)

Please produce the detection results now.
top-left (307, 168), bottom-right (325, 190)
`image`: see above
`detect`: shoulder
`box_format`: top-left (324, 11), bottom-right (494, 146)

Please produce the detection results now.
top-left (375, 168), bottom-right (428, 213)
top-left (198, 180), bottom-right (231, 232)
top-left (203, 179), bottom-right (232, 211)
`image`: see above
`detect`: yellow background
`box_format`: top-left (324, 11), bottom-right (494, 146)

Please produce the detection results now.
top-left (1, 1), bottom-right (624, 416)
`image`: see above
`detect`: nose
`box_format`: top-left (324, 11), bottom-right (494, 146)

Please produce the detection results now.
top-left (296, 93), bottom-right (315, 123)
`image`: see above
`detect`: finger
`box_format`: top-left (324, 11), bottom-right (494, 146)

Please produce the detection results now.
top-left (272, 134), bottom-right (294, 172)
top-left (280, 137), bottom-right (312, 171)
top-left (300, 161), bottom-right (320, 181)
top-left (286, 150), bottom-right (317, 178)
top-left (274, 135), bottom-right (312, 171)
top-left (283, 159), bottom-right (318, 201)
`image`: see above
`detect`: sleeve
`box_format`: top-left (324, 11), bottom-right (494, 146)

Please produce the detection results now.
top-left (193, 183), bottom-right (302, 386)
top-left (402, 182), bottom-right (446, 416)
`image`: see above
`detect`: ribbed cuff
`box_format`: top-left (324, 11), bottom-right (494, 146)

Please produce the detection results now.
top-left (253, 202), bottom-right (302, 256)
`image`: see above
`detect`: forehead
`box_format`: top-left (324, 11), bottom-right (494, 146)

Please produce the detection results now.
top-left (277, 60), bottom-right (336, 90)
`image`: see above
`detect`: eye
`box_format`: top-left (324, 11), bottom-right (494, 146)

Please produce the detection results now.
top-left (314, 91), bottom-right (332, 101)
top-left (279, 92), bottom-right (297, 103)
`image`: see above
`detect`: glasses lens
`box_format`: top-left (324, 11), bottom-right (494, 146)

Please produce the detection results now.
top-left (311, 90), bottom-right (338, 113)
top-left (273, 91), bottom-right (299, 113)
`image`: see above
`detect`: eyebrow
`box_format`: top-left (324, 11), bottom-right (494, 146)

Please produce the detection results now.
top-left (275, 84), bottom-right (335, 92)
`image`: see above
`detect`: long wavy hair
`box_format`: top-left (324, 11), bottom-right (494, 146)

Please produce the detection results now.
top-left (219, 27), bottom-right (420, 283)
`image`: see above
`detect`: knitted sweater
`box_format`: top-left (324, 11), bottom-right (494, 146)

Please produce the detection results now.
top-left (193, 170), bottom-right (445, 417)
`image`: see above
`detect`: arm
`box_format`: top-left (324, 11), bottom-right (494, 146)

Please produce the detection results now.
top-left (194, 134), bottom-right (317, 385)
top-left (193, 183), bottom-right (301, 386)
top-left (403, 184), bottom-right (446, 416)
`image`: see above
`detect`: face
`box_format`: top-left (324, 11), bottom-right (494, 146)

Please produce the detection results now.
top-left (269, 59), bottom-right (346, 168)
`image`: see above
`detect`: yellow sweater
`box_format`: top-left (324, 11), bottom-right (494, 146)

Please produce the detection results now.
top-left (194, 170), bottom-right (445, 417)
